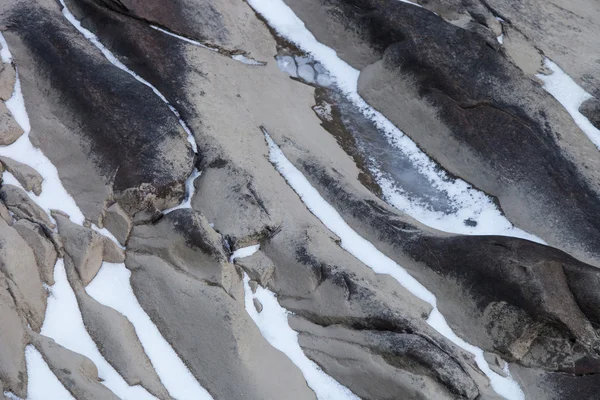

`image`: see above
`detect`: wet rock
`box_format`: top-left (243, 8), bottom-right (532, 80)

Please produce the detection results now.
top-left (252, 297), bottom-right (263, 313)
top-left (0, 156), bottom-right (43, 195)
top-left (103, 202), bottom-right (131, 245)
top-left (0, 103), bottom-right (23, 146)
top-left (53, 212), bottom-right (124, 285)
top-left (12, 219), bottom-right (57, 286)
top-left (0, 185), bottom-right (54, 229)
top-left (235, 251), bottom-right (274, 287)
top-left (29, 331), bottom-right (120, 400)
top-left (63, 256), bottom-right (170, 399)
top-left (0, 273), bottom-right (27, 398)
top-left (0, 217), bottom-right (46, 332)
top-left (0, 63), bottom-right (15, 101)
top-left (580, 97), bottom-right (600, 130)
top-left (126, 251), bottom-right (316, 400)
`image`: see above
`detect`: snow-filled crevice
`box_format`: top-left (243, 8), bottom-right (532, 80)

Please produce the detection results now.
top-left (86, 262), bottom-right (213, 400)
top-left (0, 31), bottom-right (210, 399)
top-left (247, 0), bottom-right (541, 243)
top-left (24, 345), bottom-right (76, 400)
top-left (235, 246), bottom-right (359, 400)
top-left (537, 58), bottom-right (600, 150)
top-left (264, 132), bottom-right (524, 400)
top-left (151, 26), bottom-right (266, 65)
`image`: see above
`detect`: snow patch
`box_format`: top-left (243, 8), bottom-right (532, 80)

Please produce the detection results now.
top-left (243, 274), bottom-right (359, 400)
top-left (86, 262), bottom-right (213, 400)
top-left (247, 0), bottom-right (539, 242)
top-left (537, 58), bottom-right (600, 150)
top-left (59, 0), bottom-right (197, 152)
top-left (265, 132), bottom-right (524, 400)
top-left (164, 169), bottom-right (202, 213)
top-left (230, 244), bottom-right (260, 262)
top-left (25, 345), bottom-right (76, 400)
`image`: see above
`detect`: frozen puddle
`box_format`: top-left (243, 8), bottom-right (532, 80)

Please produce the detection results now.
top-left (251, 0), bottom-right (540, 242)
top-left (25, 346), bottom-right (76, 400)
top-left (236, 247), bottom-right (359, 400)
top-left (42, 260), bottom-right (157, 399)
top-left (86, 262), bottom-right (212, 400)
top-left (265, 132), bottom-right (524, 400)
top-left (538, 58), bottom-right (600, 150)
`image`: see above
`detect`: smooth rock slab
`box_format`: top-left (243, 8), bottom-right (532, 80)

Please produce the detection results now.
top-left (0, 156), bottom-right (43, 195)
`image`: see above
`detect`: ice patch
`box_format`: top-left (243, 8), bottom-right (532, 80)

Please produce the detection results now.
top-left (537, 58), bottom-right (600, 150)
top-left (247, 0), bottom-right (539, 242)
top-left (265, 132), bottom-right (524, 400)
top-left (86, 262), bottom-right (213, 400)
top-left (59, 0), bottom-right (197, 152)
top-left (497, 34), bottom-right (504, 44)
top-left (25, 345), bottom-right (76, 400)
top-left (231, 54), bottom-right (266, 65)
top-left (230, 244), bottom-right (260, 262)
top-left (42, 259), bottom-right (158, 399)
top-left (243, 274), bottom-right (359, 400)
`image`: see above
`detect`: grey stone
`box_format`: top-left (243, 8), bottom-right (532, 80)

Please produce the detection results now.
top-left (103, 202), bottom-right (132, 245)
top-left (0, 156), bottom-right (43, 196)
top-left (12, 219), bottom-right (57, 285)
top-left (484, 352), bottom-right (508, 378)
top-left (0, 273), bottom-right (27, 398)
top-left (252, 297), bottom-right (263, 313)
top-left (0, 63), bottom-right (15, 101)
top-left (248, 279), bottom-right (258, 293)
top-left (0, 217), bottom-right (46, 332)
top-left (0, 201), bottom-right (12, 225)
top-left (0, 103), bottom-right (22, 146)
top-left (29, 331), bottom-right (120, 400)
top-left (63, 257), bottom-right (170, 400)
top-left (236, 251), bottom-right (274, 287)
top-left (0, 185), bottom-right (54, 229)
top-left (53, 212), bottom-right (124, 285)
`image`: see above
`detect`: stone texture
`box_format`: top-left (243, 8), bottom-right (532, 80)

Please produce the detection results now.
top-left (12, 219), bottom-right (57, 285)
top-left (103, 202), bottom-right (131, 245)
top-left (0, 63), bottom-right (15, 101)
top-left (235, 250), bottom-right (274, 287)
top-left (0, 103), bottom-right (23, 146)
top-left (0, 156), bottom-right (43, 195)
top-left (0, 184), bottom-right (54, 229)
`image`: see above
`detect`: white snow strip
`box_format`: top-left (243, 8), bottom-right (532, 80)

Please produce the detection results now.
top-left (265, 132), bottom-right (524, 400)
top-left (150, 25), bottom-right (215, 51)
top-left (3, 392), bottom-right (23, 400)
top-left (42, 260), bottom-right (157, 399)
top-left (537, 58), bottom-right (600, 150)
top-left (246, 0), bottom-right (539, 242)
top-left (243, 274), bottom-right (359, 400)
top-left (25, 345), bottom-right (76, 400)
top-left (59, 0), bottom-right (197, 152)
top-left (230, 244), bottom-right (260, 262)
top-left (86, 262), bottom-right (213, 400)
top-left (397, 0), bottom-right (423, 8)
top-left (497, 34), bottom-right (504, 44)
top-left (164, 168), bottom-right (202, 213)
top-left (231, 54), bottom-right (265, 65)
top-left (0, 33), bottom-right (12, 62)
top-left (0, 35), bottom-right (84, 224)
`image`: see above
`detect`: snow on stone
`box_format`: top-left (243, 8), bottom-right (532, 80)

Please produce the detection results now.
top-left (265, 132), bottom-right (525, 400)
top-left (164, 168), bottom-right (202, 213)
top-left (538, 58), bottom-right (600, 150)
top-left (0, 34), bottom-right (84, 224)
top-left (230, 244), bottom-right (260, 262)
top-left (247, 0), bottom-right (540, 243)
top-left (276, 55), bottom-right (298, 77)
top-left (25, 345), bottom-right (75, 400)
top-left (42, 259), bottom-right (158, 399)
top-left (0, 33), bottom-right (12, 63)
top-left (243, 273), bottom-right (359, 400)
top-left (59, 0), bottom-right (197, 152)
top-left (497, 34), bottom-right (504, 44)
top-left (86, 262), bottom-right (213, 400)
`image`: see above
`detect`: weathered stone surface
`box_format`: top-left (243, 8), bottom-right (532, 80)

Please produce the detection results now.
top-left (0, 103), bottom-right (22, 146)
top-left (103, 202), bottom-right (131, 245)
top-left (0, 217), bottom-right (46, 332)
top-left (0, 184), bottom-right (54, 229)
top-left (0, 273), bottom-right (27, 398)
top-left (63, 256), bottom-right (170, 400)
top-left (580, 97), bottom-right (600, 130)
top-left (0, 200), bottom-right (12, 225)
top-left (53, 211), bottom-right (124, 285)
top-left (0, 156), bottom-right (43, 195)
top-left (29, 331), bottom-right (120, 400)
top-left (235, 250), bottom-right (274, 287)
top-left (0, 62), bottom-right (15, 101)
top-left (13, 219), bottom-right (56, 285)
top-left (126, 251), bottom-right (316, 400)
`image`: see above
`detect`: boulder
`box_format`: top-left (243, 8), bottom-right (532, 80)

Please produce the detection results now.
top-left (0, 156), bottom-right (43, 195)
top-left (235, 250), bottom-right (274, 287)
top-left (0, 62), bottom-right (15, 101)
top-left (0, 184), bottom-right (54, 229)
top-left (29, 331), bottom-right (120, 400)
top-left (103, 202), bottom-right (131, 245)
top-left (53, 211), bottom-right (124, 285)
top-left (580, 97), bottom-right (600, 130)
top-left (0, 103), bottom-right (22, 146)
top-left (12, 219), bottom-right (57, 285)
top-left (63, 256), bottom-right (171, 400)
